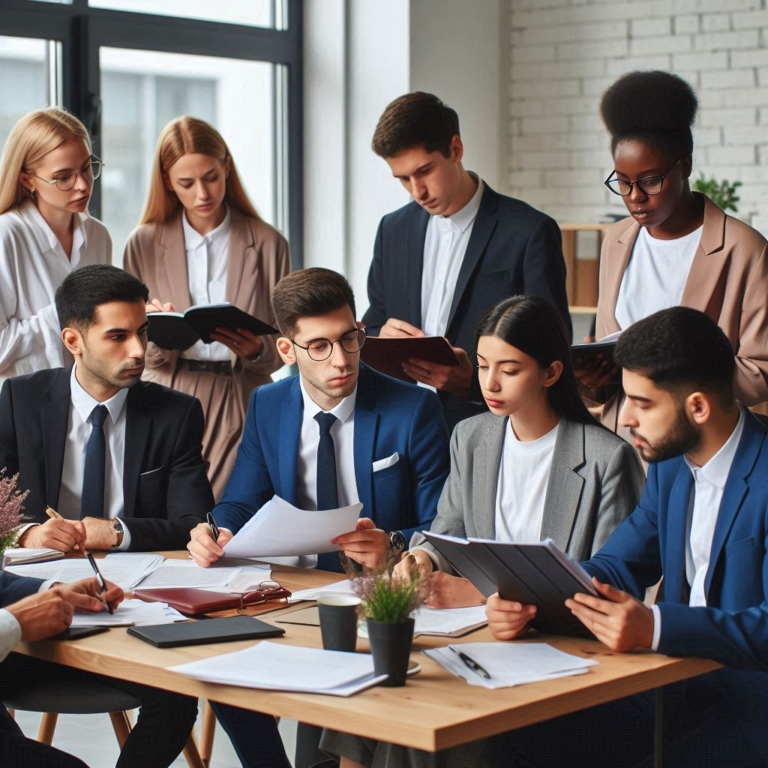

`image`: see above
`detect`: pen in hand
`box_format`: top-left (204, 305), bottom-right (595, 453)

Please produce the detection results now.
top-left (45, 507), bottom-right (82, 552)
top-left (450, 646), bottom-right (491, 679)
top-left (85, 552), bottom-right (114, 614)
top-left (206, 511), bottom-right (220, 543)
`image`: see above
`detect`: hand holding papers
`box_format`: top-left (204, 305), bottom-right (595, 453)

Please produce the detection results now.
top-left (223, 496), bottom-right (363, 559)
top-left (424, 642), bottom-right (597, 689)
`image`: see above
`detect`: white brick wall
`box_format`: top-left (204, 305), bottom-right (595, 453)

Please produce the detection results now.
top-left (507, 0), bottom-right (768, 228)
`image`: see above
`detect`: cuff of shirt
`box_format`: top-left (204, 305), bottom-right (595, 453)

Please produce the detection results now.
top-left (115, 520), bottom-right (132, 551)
top-left (0, 608), bottom-right (22, 663)
top-left (16, 522), bottom-right (39, 542)
top-left (650, 604), bottom-right (662, 651)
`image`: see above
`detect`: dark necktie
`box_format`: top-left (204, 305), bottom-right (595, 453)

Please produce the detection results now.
top-left (315, 412), bottom-right (341, 572)
top-left (80, 404), bottom-right (108, 520)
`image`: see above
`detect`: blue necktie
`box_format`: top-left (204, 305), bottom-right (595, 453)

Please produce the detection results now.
top-left (315, 412), bottom-right (341, 572)
top-left (80, 404), bottom-right (108, 520)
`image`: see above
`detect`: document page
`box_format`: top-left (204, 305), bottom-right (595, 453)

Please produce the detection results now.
top-left (223, 496), bottom-right (363, 558)
top-left (133, 560), bottom-right (270, 591)
top-left (71, 598), bottom-right (186, 627)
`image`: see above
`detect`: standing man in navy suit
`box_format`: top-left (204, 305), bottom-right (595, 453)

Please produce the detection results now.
top-left (364, 92), bottom-right (570, 429)
top-left (487, 307), bottom-right (767, 766)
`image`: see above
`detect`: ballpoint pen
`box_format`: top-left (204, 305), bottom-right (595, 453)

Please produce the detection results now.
top-left (450, 646), bottom-right (491, 679)
top-left (46, 506), bottom-right (83, 552)
top-left (206, 511), bottom-right (220, 543)
top-left (86, 552), bottom-right (114, 614)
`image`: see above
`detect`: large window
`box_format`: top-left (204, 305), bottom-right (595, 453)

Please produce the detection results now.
top-left (0, 0), bottom-right (302, 265)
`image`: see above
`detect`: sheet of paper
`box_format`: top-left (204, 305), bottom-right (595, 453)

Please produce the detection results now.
top-left (288, 579), bottom-right (356, 603)
top-left (70, 598), bottom-right (186, 627)
top-left (412, 606), bottom-right (488, 636)
top-left (132, 560), bottom-right (270, 591)
top-left (223, 496), bottom-right (363, 558)
top-left (424, 642), bottom-right (597, 689)
top-left (171, 640), bottom-right (387, 696)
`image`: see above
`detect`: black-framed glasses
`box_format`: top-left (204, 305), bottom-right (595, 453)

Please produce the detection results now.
top-left (604, 158), bottom-right (682, 197)
top-left (24, 155), bottom-right (104, 192)
top-left (291, 328), bottom-right (366, 362)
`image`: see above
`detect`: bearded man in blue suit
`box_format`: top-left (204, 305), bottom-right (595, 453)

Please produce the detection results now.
top-left (487, 307), bottom-right (768, 766)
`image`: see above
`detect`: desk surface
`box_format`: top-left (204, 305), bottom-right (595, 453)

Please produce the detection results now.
top-left (14, 556), bottom-right (720, 752)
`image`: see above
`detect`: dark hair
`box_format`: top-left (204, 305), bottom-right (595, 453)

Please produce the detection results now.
top-left (55, 264), bottom-right (149, 331)
top-left (600, 70), bottom-right (698, 158)
top-left (613, 307), bottom-right (735, 406)
top-left (476, 296), bottom-right (597, 425)
top-left (372, 92), bottom-right (460, 158)
top-left (272, 268), bottom-right (356, 336)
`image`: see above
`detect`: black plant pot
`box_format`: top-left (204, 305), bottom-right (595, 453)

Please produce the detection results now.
top-left (366, 617), bottom-right (415, 687)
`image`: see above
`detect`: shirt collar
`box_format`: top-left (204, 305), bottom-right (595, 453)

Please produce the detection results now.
top-left (182, 205), bottom-right (231, 252)
top-left (299, 377), bottom-right (357, 424)
top-left (437, 174), bottom-right (484, 234)
top-left (684, 406), bottom-right (746, 489)
top-left (70, 365), bottom-right (130, 426)
top-left (20, 198), bottom-right (86, 255)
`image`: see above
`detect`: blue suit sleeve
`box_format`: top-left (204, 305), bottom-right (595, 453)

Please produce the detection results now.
top-left (361, 218), bottom-right (387, 336)
top-left (213, 389), bottom-right (276, 534)
top-left (0, 571), bottom-right (45, 607)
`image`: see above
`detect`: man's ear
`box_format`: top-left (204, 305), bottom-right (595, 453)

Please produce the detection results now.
top-left (686, 391), bottom-right (712, 426)
top-left (61, 326), bottom-right (85, 357)
top-left (450, 135), bottom-right (464, 163)
top-left (276, 336), bottom-right (296, 366)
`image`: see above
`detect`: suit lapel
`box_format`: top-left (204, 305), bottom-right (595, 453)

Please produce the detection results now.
top-left (41, 370), bottom-right (72, 510)
top-left (602, 218), bottom-right (638, 334)
top-left (159, 217), bottom-right (193, 310)
top-left (353, 367), bottom-right (377, 519)
top-left (123, 386), bottom-right (151, 518)
top-left (406, 208), bottom-right (429, 326)
top-left (664, 466), bottom-right (694, 605)
top-left (224, 209), bottom-right (252, 309)
top-left (447, 186), bottom-right (498, 331)
top-left (475, 416), bottom-right (506, 540)
top-left (540, 419), bottom-right (585, 550)
top-left (278, 379), bottom-right (302, 505)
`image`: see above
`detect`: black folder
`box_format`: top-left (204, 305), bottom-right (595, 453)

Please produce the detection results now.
top-left (423, 532), bottom-right (597, 638)
top-left (127, 616), bottom-right (285, 648)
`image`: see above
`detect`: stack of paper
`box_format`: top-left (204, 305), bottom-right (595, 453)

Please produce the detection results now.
top-left (3, 547), bottom-right (64, 567)
top-left (133, 560), bottom-right (271, 592)
top-left (288, 579), bottom-right (356, 602)
top-left (424, 642), bottom-right (597, 689)
top-left (412, 606), bottom-right (487, 637)
top-left (171, 641), bottom-right (388, 696)
top-left (70, 599), bottom-right (187, 627)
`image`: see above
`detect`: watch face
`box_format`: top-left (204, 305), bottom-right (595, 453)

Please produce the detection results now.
top-left (391, 531), bottom-right (406, 551)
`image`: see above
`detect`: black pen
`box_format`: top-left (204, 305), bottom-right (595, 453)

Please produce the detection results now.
top-left (207, 511), bottom-right (220, 543)
top-left (85, 552), bottom-right (113, 614)
top-left (450, 646), bottom-right (491, 679)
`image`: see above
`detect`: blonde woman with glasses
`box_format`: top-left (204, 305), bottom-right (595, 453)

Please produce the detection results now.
top-left (0, 108), bottom-right (110, 379)
top-left (124, 116), bottom-right (289, 499)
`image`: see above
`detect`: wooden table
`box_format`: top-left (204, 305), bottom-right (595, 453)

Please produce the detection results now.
top-left (14, 559), bottom-right (720, 753)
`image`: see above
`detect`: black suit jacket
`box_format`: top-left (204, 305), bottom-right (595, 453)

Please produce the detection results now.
top-left (0, 368), bottom-right (213, 551)
top-left (362, 182), bottom-right (571, 429)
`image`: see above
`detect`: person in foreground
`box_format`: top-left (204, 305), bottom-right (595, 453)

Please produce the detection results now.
top-left (320, 296), bottom-right (645, 768)
top-left (363, 92), bottom-right (570, 429)
top-left (488, 306), bottom-right (767, 766)
top-left (0, 571), bottom-right (121, 767)
top-left (0, 264), bottom-right (213, 552)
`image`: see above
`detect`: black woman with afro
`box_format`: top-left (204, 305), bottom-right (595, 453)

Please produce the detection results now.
top-left (580, 70), bottom-right (768, 432)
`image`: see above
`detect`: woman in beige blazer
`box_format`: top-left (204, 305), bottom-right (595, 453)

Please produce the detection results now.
top-left (124, 117), bottom-right (289, 498)
top-left (581, 71), bottom-right (768, 431)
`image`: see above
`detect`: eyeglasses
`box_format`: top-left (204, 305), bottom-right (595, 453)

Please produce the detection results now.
top-left (291, 328), bottom-right (366, 362)
top-left (24, 156), bottom-right (104, 192)
top-left (235, 581), bottom-right (292, 614)
top-left (604, 158), bottom-right (683, 197)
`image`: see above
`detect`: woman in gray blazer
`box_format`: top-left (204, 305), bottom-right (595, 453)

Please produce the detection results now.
top-left (321, 295), bottom-right (646, 768)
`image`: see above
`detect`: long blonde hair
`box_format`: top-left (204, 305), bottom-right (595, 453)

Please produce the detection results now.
top-left (140, 116), bottom-right (260, 224)
top-left (0, 108), bottom-right (91, 215)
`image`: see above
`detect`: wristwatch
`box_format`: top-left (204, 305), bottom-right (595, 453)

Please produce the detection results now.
top-left (111, 518), bottom-right (124, 550)
top-left (389, 530), bottom-right (407, 553)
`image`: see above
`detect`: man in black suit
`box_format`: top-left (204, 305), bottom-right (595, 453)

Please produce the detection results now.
top-left (0, 264), bottom-right (213, 553)
top-left (364, 92), bottom-right (570, 429)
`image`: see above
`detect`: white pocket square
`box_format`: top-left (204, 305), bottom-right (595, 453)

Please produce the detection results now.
top-left (372, 453), bottom-right (400, 472)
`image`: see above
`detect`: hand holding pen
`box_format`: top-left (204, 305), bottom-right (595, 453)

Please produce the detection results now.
top-left (86, 552), bottom-right (114, 614)
top-left (16, 507), bottom-right (86, 553)
top-left (187, 515), bottom-right (233, 568)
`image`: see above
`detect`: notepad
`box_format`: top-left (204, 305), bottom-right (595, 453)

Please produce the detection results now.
top-left (2, 547), bottom-right (64, 567)
top-left (361, 336), bottom-right (459, 383)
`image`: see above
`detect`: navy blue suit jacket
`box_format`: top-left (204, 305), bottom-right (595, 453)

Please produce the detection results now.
top-left (0, 572), bottom-right (44, 608)
top-left (583, 411), bottom-right (768, 758)
top-left (362, 183), bottom-right (571, 429)
top-left (214, 365), bottom-right (450, 571)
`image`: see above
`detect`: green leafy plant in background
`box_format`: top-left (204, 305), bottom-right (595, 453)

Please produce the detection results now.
top-left (693, 174), bottom-right (742, 213)
top-left (350, 555), bottom-right (427, 624)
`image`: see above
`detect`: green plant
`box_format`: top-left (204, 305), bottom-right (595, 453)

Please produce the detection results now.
top-left (350, 555), bottom-right (427, 624)
top-left (693, 174), bottom-right (742, 213)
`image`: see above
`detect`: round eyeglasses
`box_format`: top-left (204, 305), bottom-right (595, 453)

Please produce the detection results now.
top-left (604, 158), bottom-right (682, 197)
top-left (291, 328), bottom-right (366, 362)
top-left (25, 156), bottom-right (104, 192)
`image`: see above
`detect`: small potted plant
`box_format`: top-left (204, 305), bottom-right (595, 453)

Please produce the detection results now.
top-left (350, 555), bottom-right (428, 687)
top-left (0, 469), bottom-right (29, 565)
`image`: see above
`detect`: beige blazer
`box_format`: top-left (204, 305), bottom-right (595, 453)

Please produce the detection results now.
top-left (123, 208), bottom-right (290, 397)
top-left (596, 194), bottom-right (768, 419)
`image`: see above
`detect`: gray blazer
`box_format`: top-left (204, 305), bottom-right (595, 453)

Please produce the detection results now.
top-left (411, 412), bottom-right (645, 570)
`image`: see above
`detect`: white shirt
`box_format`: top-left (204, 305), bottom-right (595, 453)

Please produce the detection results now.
top-left (421, 176), bottom-right (485, 337)
top-left (650, 408), bottom-right (745, 649)
top-left (180, 208), bottom-right (231, 362)
top-left (0, 199), bottom-right (112, 380)
top-left (494, 420), bottom-right (559, 544)
top-left (57, 366), bottom-right (132, 549)
top-left (615, 225), bottom-right (703, 330)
